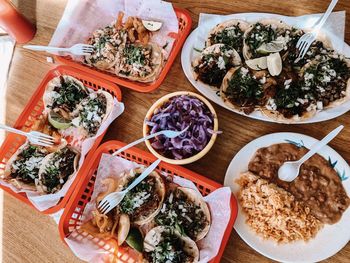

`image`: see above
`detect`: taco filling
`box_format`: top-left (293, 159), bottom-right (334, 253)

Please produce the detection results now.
top-left (208, 24), bottom-right (244, 54)
top-left (144, 228), bottom-right (197, 263)
top-left (85, 25), bottom-right (128, 69)
top-left (245, 22), bottom-right (290, 58)
top-left (222, 67), bottom-right (265, 113)
top-left (72, 92), bottom-right (108, 136)
top-left (116, 44), bottom-right (155, 79)
top-left (300, 55), bottom-right (350, 108)
top-left (155, 187), bottom-right (209, 241)
top-left (193, 44), bottom-right (241, 87)
top-left (38, 147), bottom-right (77, 194)
top-left (49, 76), bottom-right (89, 118)
top-left (8, 145), bottom-right (48, 184)
top-left (118, 171), bottom-right (162, 222)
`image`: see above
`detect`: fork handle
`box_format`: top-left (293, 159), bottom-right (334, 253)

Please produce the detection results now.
top-left (23, 45), bottom-right (70, 53)
top-left (314, 0), bottom-right (338, 32)
top-left (0, 124), bottom-right (27, 137)
top-left (112, 130), bottom-right (166, 156)
top-left (125, 159), bottom-right (161, 192)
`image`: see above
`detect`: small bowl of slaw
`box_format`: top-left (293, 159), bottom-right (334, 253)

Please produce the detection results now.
top-left (143, 91), bottom-right (219, 165)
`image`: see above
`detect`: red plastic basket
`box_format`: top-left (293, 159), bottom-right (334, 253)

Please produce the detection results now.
top-left (0, 65), bottom-right (122, 214)
top-left (59, 140), bottom-right (238, 263)
top-left (55, 7), bottom-right (192, 93)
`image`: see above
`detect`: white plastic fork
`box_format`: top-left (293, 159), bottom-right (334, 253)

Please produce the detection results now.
top-left (23, 43), bottom-right (94, 56)
top-left (112, 126), bottom-right (190, 156)
top-left (0, 124), bottom-right (55, 147)
top-left (98, 158), bottom-right (162, 215)
top-left (296, 0), bottom-right (338, 59)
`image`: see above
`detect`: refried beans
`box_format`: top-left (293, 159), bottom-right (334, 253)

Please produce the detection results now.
top-left (248, 143), bottom-right (350, 224)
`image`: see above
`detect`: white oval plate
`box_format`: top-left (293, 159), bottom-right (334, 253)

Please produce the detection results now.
top-left (223, 132), bottom-right (350, 263)
top-left (181, 12), bottom-right (350, 124)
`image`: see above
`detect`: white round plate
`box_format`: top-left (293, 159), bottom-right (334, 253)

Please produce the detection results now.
top-left (224, 132), bottom-right (350, 263)
top-left (181, 12), bottom-right (350, 124)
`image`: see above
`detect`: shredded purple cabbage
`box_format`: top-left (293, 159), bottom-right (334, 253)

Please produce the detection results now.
top-left (146, 95), bottom-right (215, 160)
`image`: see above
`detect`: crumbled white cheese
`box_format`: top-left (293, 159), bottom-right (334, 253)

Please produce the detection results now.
top-left (240, 67), bottom-right (249, 77)
top-left (266, 98), bottom-right (277, 111)
top-left (316, 101), bottom-right (323, 110)
top-left (259, 76), bottom-right (266, 84)
top-left (217, 56), bottom-right (226, 70)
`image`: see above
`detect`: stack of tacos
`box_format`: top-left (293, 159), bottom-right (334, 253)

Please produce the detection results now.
top-left (192, 18), bottom-right (350, 122)
top-left (84, 12), bottom-right (165, 83)
top-left (80, 167), bottom-right (211, 263)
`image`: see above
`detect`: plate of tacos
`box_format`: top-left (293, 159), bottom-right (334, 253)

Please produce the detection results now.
top-left (181, 12), bottom-right (350, 123)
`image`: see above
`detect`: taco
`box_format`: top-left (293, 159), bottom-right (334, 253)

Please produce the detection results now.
top-left (155, 186), bottom-right (211, 242)
top-left (143, 226), bottom-right (199, 263)
top-left (220, 66), bottom-right (276, 114)
top-left (115, 42), bottom-right (164, 83)
top-left (71, 90), bottom-right (114, 137)
top-left (85, 24), bottom-right (128, 70)
top-left (43, 75), bottom-right (89, 121)
top-left (4, 142), bottom-right (49, 191)
top-left (36, 146), bottom-right (80, 194)
top-left (192, 43), bottom-right (242, 87)
top-left (206, 19), bottom-right (250, 56)
top-left (299, 54), bottom-right (350, 109)
top-left (116, 167), bottom-right (166, 225)
top-left (243, 19), bottom-right (291, 60)
top-left (261, 79), bottom-right (317, 123)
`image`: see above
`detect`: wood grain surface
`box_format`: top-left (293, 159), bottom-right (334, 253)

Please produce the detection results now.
top-left (2, 0), bottom-right (350, 262)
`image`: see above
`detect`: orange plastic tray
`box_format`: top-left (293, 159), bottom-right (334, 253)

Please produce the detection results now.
top-left (55, 7), bottom-right (192, 93)
top-left (0, 65), bottom-right (122, 214)
top-left (59, 140), bottom-right (238, 263)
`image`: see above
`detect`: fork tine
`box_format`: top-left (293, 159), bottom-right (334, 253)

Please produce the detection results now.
top-left (102, 205), bottom-right (115, 215)
top-left (297, 41), bottom-right (308, 57)
top-left (31, 141), bottom-right (52, 147)
top-left (99, 203), bottom-right (110, 214)
top-left (35, 136), bottom-right (55, 143)
top-left (300, 42), bottom-right (312, 59)
top-left (98, 199), bottom-right (108, 210)
top-left (31, 131), bottom-right (55, 140)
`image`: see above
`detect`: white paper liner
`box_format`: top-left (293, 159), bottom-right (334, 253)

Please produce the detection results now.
top-left (49, 0), bottom-right (178, 59)
top-left (65, 154), bottom-right (232, 263)
top-left (0, 98), bottom-right (125, 211)
top-left (195, 11), bottom-right (347, 53)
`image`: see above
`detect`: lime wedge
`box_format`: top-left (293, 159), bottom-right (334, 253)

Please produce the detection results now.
top-left (142, 20), bottom-right (162, 31)
top-left (126, 228), bottom-right (143, 252)
top-left (245, 57), bottom-right (268, 70)
top-left (257, 40), bottom-right (285, 54)
top-left (48, 111), bottom-right (71, 130)
top-left (267, 53), bottom-right (282, 76)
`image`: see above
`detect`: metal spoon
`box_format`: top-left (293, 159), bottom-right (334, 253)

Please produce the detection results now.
top-left (278, 125), bottom-right (344, 182)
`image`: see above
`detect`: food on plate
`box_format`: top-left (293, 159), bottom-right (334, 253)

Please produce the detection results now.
top-left (248, 143), bottom-right (350, 224)
top-left (43, 75), bottom-right (89, 122)
top-left (43, 75), bottom-right (114, 137)
top-left (193, 17), bottom-right (350, 122)
top-left (36, 146), bottom-right (80, 194)
top-left (143, 226), bottom-right (199, 263)
top-left (80, 164), bottom-right (213, 261)
top-left (192, 43), bottom-right (241, 87)
top-left (220, 67), bottom-right (275, 114)
top-left (243, 19), bottom-right (291, 60)
top-left (206, 19), bottom-right (249, 56)
top-left (85, 12), bottom-right (165, 83)
top-left (155, 186), bottom-right (211, 241)
top-left (116, 167), bottom-right (166, 225)
top-left (145, 94), bottom-right (216, 160)
top-left (299, 54), bottom-right (350, 108)
top-left (236, 171), bottom-right (323, 243)
top-left (115, 42), bottom-right (164, 83)
top-left (3, 143), bottom-right (49, 191)
top-left (71, 90), bottom-right (114, 137)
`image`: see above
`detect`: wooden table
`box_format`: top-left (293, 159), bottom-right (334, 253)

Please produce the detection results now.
top-left (3, 0), bottom-right (350, 262)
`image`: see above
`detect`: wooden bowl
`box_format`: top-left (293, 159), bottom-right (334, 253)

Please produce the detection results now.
top-left (143, 91), bottom-right (219, 165)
